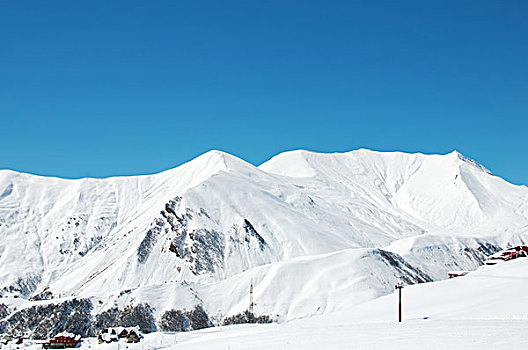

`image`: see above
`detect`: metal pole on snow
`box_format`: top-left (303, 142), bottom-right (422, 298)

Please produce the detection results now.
top-left (395, 282), bottom-right (404, 322)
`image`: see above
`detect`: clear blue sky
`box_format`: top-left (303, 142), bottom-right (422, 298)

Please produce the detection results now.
top-left (1, 1), bottom-right (527, 184)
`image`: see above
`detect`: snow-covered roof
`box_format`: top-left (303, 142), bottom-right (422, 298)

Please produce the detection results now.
top-left (125, 326), bottom-right (141, 335)
top-left (102, 326), bottom-right (142, 336)
top-left (100, 333), bottom-right (118, 342)
top-left (55, 332), bottom-right (81, 340)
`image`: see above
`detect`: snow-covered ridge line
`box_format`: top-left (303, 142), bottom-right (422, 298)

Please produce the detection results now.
top-left (0, 150), bottom-right (237, 181)
top-left (0, 148), bottom-right (491, 181)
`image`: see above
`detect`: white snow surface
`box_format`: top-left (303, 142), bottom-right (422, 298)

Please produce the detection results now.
top-left (12, 258), bottom-right (528, 349)
top-left (0, 148), bottom-right (528, 324)
top-left (162, 258), bottom-right (528, 349)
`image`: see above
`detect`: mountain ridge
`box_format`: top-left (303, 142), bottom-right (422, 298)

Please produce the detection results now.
top-left (0, 148), bottom-right (527, 338)
top-left (0, 148), bottom-right (500, 182)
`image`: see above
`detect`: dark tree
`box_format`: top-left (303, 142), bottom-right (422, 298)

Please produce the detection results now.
top-left (223, 310), bottom-right (273, 326)
top-left (3, 298), bottom-right (93, 339)
top-left (159, 309), bottom-right (189, 332)
top-left (118, 304), bottom-right (156, 333)
top-left (0, 304), bottom-right (8, 319)
top-left (188, 305), bottom-right (212, 330)
top-left (90, 307), bottom-right (120, 333)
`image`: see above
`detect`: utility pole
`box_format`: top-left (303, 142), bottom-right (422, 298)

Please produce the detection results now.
top-left (249, 279), bottom-right (255, 323)
top-left (395, 282), bottom-right (404, 322)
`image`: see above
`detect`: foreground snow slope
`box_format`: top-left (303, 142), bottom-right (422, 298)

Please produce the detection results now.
top-left (164, 258), bottom-right (528, 349)
top-left (167, 320), bottom-right (526, 350)
top-left (0, 149), bottom-right (527, 326)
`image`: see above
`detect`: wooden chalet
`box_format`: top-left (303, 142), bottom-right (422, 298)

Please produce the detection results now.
top-left (126, 329), bottom-right (141, 343)
top-left (118, 328), bottom-right (129, 339)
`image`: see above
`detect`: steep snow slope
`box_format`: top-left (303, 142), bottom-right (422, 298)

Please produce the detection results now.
top-left (0, 149), bottom-right (527, 334)
top-left (90, 247), bottom-right (430, 323)
top-left (0, 151), bottom-right (237, 297)
top-left (260, 149), bottom-right (528, 235)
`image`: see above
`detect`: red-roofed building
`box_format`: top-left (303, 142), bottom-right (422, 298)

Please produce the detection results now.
top-left (42, 333), bottom-right (81, 349)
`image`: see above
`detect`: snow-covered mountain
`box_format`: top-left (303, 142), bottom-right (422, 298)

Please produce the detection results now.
top-left (0, 149), bottom-right (527, 337)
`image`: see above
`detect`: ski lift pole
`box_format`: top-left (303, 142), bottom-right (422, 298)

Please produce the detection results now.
top-left (395, 282), bottom-right (404, 322)
top-left (249, 279), bottom-right (255, 323)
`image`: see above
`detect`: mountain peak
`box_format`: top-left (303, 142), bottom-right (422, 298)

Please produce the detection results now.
top-left (259, 149), bottom-right (318, 177)
top-left (167, 149), bottom-right (256, 181)
top-left (447, 150), bottom-right (493, 175)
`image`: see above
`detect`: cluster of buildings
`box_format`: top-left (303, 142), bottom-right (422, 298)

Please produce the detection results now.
top-left (97, 327), bottom-right (142, 344)
top-left (38, 327), bottom-right (142, 349)
top-left (448, 245), bottom-right (528, 279)
top-left (484, 245), bottom-right (528, 265)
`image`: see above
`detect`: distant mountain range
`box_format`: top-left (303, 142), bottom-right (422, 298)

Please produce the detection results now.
top-left (0, 149), bottom-right (527, 338)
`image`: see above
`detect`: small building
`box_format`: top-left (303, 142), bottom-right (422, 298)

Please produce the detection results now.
top-left (98, 332), bottom-right (117, 344)
top-left (98, 328), bottom-right (118, 343)
top-left (485, 245), bottom-right (528, 265)
top-left (448, 271), bottom-right (469, 278)
top-left (118, 328), bottom-right (129, 339)
top-left (126, 329), bottom-right (141, 343)
top-left (43, 333), bottom-right (81, 349)
top-left (0, 336), bottom-right (12, 345)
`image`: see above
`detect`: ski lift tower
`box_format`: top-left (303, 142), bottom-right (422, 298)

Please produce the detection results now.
top-left (249, 280), bottom-right (255, 323)
top-left (395, 282), bottom-right (404, 322)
